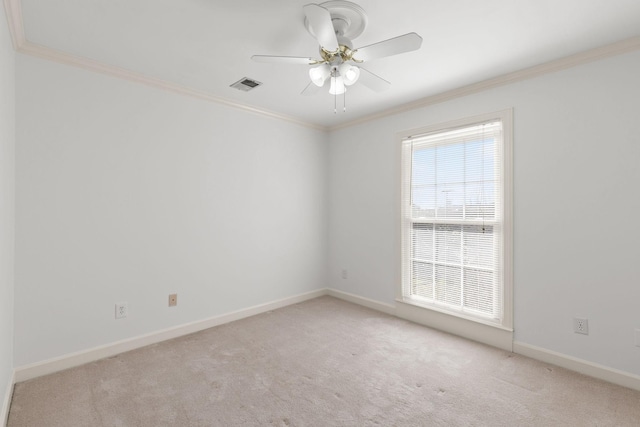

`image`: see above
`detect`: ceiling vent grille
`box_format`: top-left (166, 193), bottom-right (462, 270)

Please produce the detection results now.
top-left (230, 77), bottom-right (262, 92)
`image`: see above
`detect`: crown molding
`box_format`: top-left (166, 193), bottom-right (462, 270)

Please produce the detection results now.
top-left (19, 41), bottom-right (328, 131)
top-left (329, 35), bottom-right (640, 131)
top-left (5, 0), bottom-right (640, 134)
top-left (3, 0), bottom-right (327, 132)
top-left (3, 0), bottom-right (24, 49)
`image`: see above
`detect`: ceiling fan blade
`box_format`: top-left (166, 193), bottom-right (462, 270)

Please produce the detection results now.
top-left (303, 4), bottom-right (339, 52)
top-left (251, 55), bottom-right (316, 65)
top-left (357, 67), bottom-right (391, 92)
top-left (355, 33), bottom-right (423, 62)
top-left (301, 82), bottom-right (322, 96)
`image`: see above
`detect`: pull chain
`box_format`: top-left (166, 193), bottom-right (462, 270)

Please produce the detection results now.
top-left (333, 74), bottom-right (337, 114)
top-left (343, 88), bottom-right (346, 112)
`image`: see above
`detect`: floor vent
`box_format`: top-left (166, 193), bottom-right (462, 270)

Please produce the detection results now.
top-left (230, 77), bottom-right (262, 92)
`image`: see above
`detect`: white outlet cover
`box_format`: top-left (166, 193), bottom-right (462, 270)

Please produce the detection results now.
top-left (635, 329), bottom-right (640, 347)
top-left (115, 302), bottom-right (128, 319)
top-left (573, 317), bottom-right (588, 335)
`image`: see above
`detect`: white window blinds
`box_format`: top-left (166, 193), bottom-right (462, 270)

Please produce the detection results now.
top-left (401, 120), bottom-right (505, 323)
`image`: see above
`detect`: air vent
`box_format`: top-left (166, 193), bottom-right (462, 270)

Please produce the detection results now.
top-left (230, 77), bottom-right (262, 92)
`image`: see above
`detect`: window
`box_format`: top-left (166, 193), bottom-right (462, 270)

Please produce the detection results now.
top-left (400, 111), bottom-right (512, 328)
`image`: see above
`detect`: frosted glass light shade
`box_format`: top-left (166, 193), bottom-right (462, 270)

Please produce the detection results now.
top-left (339, 63), bottom-right (360, 86)
top-left (329, 75), bottom-right (346, 95)
top-left (309, 64), bottom-right (330, 87)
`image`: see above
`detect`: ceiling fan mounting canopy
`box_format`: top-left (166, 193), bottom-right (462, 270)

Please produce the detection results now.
top-left (304, 0), bottom-right (368, 41)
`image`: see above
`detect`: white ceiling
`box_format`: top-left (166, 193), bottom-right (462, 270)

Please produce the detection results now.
top-left (14, 0), bottom-right (640, 128)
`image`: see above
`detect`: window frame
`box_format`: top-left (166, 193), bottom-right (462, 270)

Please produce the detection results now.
top-left (397, 109), bottom-right (513, 331)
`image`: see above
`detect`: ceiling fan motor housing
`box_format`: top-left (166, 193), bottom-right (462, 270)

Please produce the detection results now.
top-left (320, 40), bottom-right (356, 64)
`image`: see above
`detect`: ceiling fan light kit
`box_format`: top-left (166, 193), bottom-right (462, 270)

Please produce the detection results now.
top-left (329, 74), bottom-right (346, 95)
top-left (252, 1), bottom-right (422, 112)
top-left (339, 63), bottom-right (360, 85)
top-left (309, 63), bottom-right (331, 86)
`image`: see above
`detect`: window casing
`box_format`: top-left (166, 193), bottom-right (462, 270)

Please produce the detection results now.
top-left (400, 111), bottom-right (512, 329)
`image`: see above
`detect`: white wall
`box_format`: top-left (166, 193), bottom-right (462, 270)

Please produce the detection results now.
top-left (9, 24), bottom-right (640, 384)
top-left (328, 50), bottom-right (640, 376)
top-left (0, 0), bottom-right (15, 420)
top-left (14, 54), bottom-right (328, 366)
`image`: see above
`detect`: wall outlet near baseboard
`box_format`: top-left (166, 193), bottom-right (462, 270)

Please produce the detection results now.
top-left (635, 329), bottom-right (640, 347)
top-left (341, 269), bottom-right (348, 279)
top-left (169, 293), bottom-right (177, 307)
top-left (115, 302), bottom-right (128, 319)
top-left (573, 317), bottom-right (588, 335)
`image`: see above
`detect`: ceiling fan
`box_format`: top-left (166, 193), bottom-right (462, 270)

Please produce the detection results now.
top-left (251, 1), bottom-right (422, 106)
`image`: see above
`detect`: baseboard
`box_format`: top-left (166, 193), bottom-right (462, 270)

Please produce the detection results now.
top-left (1, 370), bottom-right (15, 427)
top-left (395, 300), bottom-right (514, 352)
top-left (13, 288), bottom-right (640, 395)
top-left (513, 341), bottom-right (640, 392)
top-left (331, 291), bottom-right (640, 392)
top-left (328, 290), bottom-right (640, 392)
top-left (326, 289), bottom-right (396, 315)
top-left (326, 289), bottom-right (513, 352)
top-left (14, 288), bottom-right (328, 383)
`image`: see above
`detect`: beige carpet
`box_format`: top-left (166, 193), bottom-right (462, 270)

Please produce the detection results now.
top-left (7, 296), bottom-right (640, 426)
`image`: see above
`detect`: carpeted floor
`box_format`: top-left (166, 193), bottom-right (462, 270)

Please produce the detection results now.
top-left (7, 296), bottom-right (640, 426)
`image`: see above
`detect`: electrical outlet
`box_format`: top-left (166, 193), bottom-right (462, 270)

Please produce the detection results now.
top-left (635, 329), bottom-right (640, 347)
top-left (573, 317), bottom-right (588, 335)
top-left (341, 269), bottom-right (348, 279)
top-left (115, 302), bottom-right (128, 319)
top-left (168, 293), bottom-right (177, 307)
